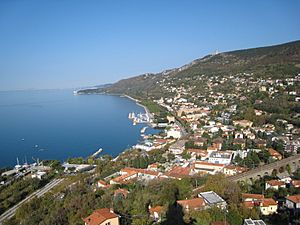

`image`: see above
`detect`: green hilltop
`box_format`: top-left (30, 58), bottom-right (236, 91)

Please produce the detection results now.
top-left (78, 40), bottom-right (300, 99)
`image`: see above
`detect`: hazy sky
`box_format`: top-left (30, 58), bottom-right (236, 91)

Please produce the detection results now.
top-left (0, 0), bottom-right (300, 90)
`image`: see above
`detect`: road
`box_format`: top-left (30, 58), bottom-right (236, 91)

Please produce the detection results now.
top-left (0, 178), bottom-right (64, 224)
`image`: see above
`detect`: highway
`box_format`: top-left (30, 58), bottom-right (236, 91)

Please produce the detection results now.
top-left (0, 178), bottom-right (64, 224)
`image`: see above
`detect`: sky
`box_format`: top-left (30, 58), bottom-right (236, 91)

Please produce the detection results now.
top-left (0, 0), bottom-right (300, 91)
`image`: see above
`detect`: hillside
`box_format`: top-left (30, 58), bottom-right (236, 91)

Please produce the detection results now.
top-left (78, 40), bottom-right (300, 99)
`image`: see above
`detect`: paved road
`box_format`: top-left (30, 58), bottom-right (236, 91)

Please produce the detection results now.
top-left (0, 178), bottom-right (64, 224)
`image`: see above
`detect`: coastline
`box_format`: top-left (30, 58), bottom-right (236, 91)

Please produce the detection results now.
top-left (122, 94), bottom-right (154, 122)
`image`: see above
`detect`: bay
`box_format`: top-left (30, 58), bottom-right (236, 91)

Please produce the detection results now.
top-left (0, 89), bottom-right (157, 167)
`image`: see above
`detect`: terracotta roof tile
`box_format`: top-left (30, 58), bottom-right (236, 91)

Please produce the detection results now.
top-left (287, 194), bottom-right (300, 203)
top-left (177, 198), bottom-right (205, 210)
top-left (83, 208), bottom-right (118, 225)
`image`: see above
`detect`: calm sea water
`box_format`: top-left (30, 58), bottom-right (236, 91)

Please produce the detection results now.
top-left (0, 90), bottom-right (157, 167)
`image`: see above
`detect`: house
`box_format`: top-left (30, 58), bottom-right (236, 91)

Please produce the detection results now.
top-left (149, 205), bottom-right (165, 222)
top-left (198, 191), bottom-right (227, 210)
top-left (169, 140), bottom-right (186, 155)
top-left (187, 149), bottom-right (209, 160)
top-left (194, 137), bottom-right (208, 147)
top-left (83, 208), bottom-right (119, 225)
top-left (114, 188), bottom-right (129, 198)
top-left (291, 180), bottom-right (300, 188)
top-left (234, 132), bottom-right (244, 139)
top-left (223, 165), bottom-right (248, 176)
top-left (31, 171), bottom-right (47, 180)
top-left (286, 194), bottom-right (300, 211)
top-left (242, 193), bottom-right (277, 215)
top-left (97, 180), bottom-right (109, 189)
top-left (268, 148), bottom-right (282, 160)
top-left (212, 138), bottom-right (223, 150)
top-left (147, 163), bottom-right (159, 171)
top-left (233, 138), bottom-right (246, 149)
top-left (233, 120), bottom-right (253, 128)
top-left (177, 198), bottom-right (205, 212)
top-left (110, 168), bottom-right (160, 185)
top-left (259, 198), bottom-right (278, 215)
top-left (265, 180), bottom-right (285, 190)
top-left (242, 193), bottom-right (264, 202)
top-left (254, 139), bottom-right (267, 148)
top-left (208, 151), bottom-right (233, 165)
top-left (277, 172), bottom-right (292, 183)
top-left (163, 166), bottom-right (195, 180)
top-left (194, 161), bottom-right (225, 175)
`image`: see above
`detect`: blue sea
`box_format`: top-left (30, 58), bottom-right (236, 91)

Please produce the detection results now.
top-left (0, 90), bottom-right (158, 167)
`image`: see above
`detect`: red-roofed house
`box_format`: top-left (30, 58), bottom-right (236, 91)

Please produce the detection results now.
top-left (149, 205), bottom-right (165, 222)
top-left (163, 166), bottom-right (195, 180)
top-left (177, 198), bottom-right (206, 212)
top-left (259, 198), bottom-right (277, 215)
top-left (265, 180), bottom-right (286, 190)
top-left (97, 180), bottom-right (109, 189)
top-left (83, 208), bottom-right (119, 225)
top-left (291, 180), bottom-right (300, 188)
top-left (242, 193), bottom-right (264, 202)
top-left (286, 194), bottom-right (300, 211)
top-left (114, 188), bottom-right (129, 198)
top-left (242, 193), bottom-right (277, 215)
top-left (268, 148), bottom-right (282, 160)
top-left (111, 167), bottom-right (161, 185)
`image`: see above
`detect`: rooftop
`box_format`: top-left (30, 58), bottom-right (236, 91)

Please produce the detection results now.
top-left (83, 208), bottom-right (118, 225)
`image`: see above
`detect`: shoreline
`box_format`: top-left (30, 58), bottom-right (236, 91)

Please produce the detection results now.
top-left (122, 94), bottom-right (154, 122)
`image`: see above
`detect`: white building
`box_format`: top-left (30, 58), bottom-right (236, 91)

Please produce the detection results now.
top-left (208, 151), bottom-right (233, 165)
top-left (168, 140), bottom-right (186, 155)
top-left (167, 129), bottom-right (181, 139)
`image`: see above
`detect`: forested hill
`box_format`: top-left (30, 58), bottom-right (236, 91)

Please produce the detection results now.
top-left (78, 40), bottom-right (300, 98)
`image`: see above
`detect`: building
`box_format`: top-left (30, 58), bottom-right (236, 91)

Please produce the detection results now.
top-left (242, 193), bottom-right (264, 202)
top-left (198, 191), bottom-right (227, 210)
top-left (164, 166), bottom-right (195, 180)
top-left (265, 180), bottom-right (285, 190)
top-left (110, 167), bottom-right (160, 185)
top-left (194, 137), bottom-right (208, 147)
top-left (291, 180), bottom-right (300, 188)
top-left (286, 194), bottom-right (300, 211)
top-left (259, 198), bottom-right (277, 215)
top-left (169, 140), bottom-right (186, 155)
top-left (223, 165), bottom-right (248, 176)
top-left (194, 161), bottom-right (225, 175)
top-left (167, 128), bottom-right (181, 139)
top-left (177, 198), bottom-right (205, 212)
top-left (268, 148), bottom-right (282, 160)
top-left (31, 171), bottom-right (47, 180)
top-left (83, 208), bottom-right (119, 225)
top-left (242, 193), bottom-right (277, 215)
top-left (114, 188), bottom-right (129, 198)
top-left (97, 180), bottom-right (109, 189)
top-left (187, 149), bottom-right (209, 160)
top-left (149, 205), bottom-right (165, 222)
top-left (233, 120), bottom-right (253, 128)
top-left (208, 151), bottom-right (233, 165)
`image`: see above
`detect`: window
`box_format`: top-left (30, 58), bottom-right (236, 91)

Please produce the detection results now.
top-left (105, 223), bottom-right (111, 225)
